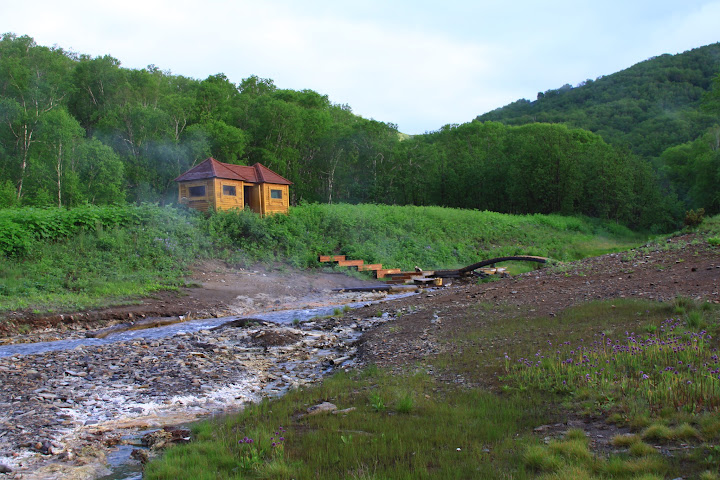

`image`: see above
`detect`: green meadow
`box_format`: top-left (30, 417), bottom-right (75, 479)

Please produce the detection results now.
top-left (145, 297), bottom-right (720, 480)
top-left (1, 203), bottom-right (645, 316)
top-left (141, 213), bottom-right (720, 479)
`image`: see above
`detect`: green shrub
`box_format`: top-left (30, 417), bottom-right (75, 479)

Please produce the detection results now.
top-left (684, 208), bottom-right (705, 228)
top-left (0, 218), bottom-right (33, 256)
top-left (395, 393), bottom-right (414, 414)
top-left (524, 445), bottom-right (563, 472)
top-left (611, 434), bottom-right (641, 447)
top-left (0, 205), bottom-right (210, 313)
top-left (0, 180), bottom-right (18, 208)
top-left (641, 424), bottom-right (673, 442)
top-left (673, 423), bottom-right (701, 441)
top-left (629, 441), bottom-right (657, 457)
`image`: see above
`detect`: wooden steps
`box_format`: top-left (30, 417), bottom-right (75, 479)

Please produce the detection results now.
top-left (320, 253), bottom-right (545, 286)
top-left (319, 254), bottom-right (435, 284)
top-left (375, 268), bottom-right (401, 278)
top-left (318, 255), bottom-right (346, 262)
top-left (318, 255), bottom-right (404, 279)
top-left (358, 264), bottom-right (382, 272)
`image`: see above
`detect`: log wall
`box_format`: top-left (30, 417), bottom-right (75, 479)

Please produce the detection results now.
top-left (212, 179), bottom-right (245, 211)
top-left (178, 180), bottom-right (289, 215)
top-left (259, 184), bottom-right (290, 215)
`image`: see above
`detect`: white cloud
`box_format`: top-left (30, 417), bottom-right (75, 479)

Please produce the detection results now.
top-left (1, 0), bottom-right (719, 133)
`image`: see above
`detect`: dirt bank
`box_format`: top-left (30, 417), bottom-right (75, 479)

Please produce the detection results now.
top-left (358, 233), bottom-right (719, 369)
top-left (0, 233), bottom-right (717, 478)
top-left (0, 261), bottom-right (383, 343)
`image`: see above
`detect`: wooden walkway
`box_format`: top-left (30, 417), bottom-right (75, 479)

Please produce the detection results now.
top-left (318, 255), bottom-right (400, 279)
top-left (319, 255), bottom-right (547, 285)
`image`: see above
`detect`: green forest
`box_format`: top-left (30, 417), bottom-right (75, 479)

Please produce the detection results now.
top-left (478, 43), bottom-right (720, 216)
top-left (1, 34), bottom-right (719, 232)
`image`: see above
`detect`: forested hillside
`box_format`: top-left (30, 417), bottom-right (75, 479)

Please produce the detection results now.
top-left (477, 43), bottom-right (720, 158)
top-left (476, 43), bottom-right (720, 215)
top-left (0, 33), bottom-right (718, 231)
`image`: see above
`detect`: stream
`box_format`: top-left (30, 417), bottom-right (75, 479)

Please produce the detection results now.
top-left (0, 294), bottom-right (414, 359)
top-left (0, 291), bottom-right (417, 479)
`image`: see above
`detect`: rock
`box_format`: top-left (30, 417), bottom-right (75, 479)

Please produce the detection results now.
top-left (142, 427), bottom-right (191, 451)
top-left (333, 407), bottom-right (357, 415)
top-left (130, 448), bottom-right (150, 464)
top-left (307, 402), bottom-right (337, 416)
top-left (0, 464), bottom-right (12, 473)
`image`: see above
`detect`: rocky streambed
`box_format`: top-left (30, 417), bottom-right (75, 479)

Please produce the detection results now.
top-left (0, 293), bottom-right (403, 479)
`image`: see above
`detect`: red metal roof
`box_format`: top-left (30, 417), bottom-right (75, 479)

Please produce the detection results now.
top-left (174, 158), bottom-right (292, 185)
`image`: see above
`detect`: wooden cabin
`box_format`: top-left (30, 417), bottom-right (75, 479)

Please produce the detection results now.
top-left (175, 158), bottom-right (292, 215)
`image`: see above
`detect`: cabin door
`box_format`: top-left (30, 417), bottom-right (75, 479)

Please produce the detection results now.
top-left (244, 186), bottom-right (261, 214)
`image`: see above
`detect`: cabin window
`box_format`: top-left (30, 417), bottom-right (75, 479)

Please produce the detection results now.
top-left (270, 189), bottom-right (283, 199)
top-left (222, 185), bottom-right (236, 196)
top-left (189, 185), bottom-right (206, 197)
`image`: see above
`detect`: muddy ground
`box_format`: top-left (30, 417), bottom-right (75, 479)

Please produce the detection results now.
top-left (359, 233), bottom-right (719, 369)
top-left (0, 261), bottom-right (380, 343)
top-left (0, 233), bottom-right (718, 478)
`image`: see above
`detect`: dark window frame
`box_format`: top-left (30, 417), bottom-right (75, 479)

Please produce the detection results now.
top-left (188, 185), bottom-right (206, 197)
top-left (270, 189), bottom-right (283, 199)
top-left (222, 185), bottom-right (237, 196)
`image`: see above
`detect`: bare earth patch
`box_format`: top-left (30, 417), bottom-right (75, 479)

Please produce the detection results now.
top-left (358, 233), bottom-right (720, 369)
top-left (0, 233), bottom-right (718, 477)
top-left (0, 262), bottom-right (381, 343)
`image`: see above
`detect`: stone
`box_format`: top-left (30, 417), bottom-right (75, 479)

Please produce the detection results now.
top-left (333, 407), bottom-right (357, 415)
top-left (130, 448), bottom-right (150, 464)
top-left (307, 402), bottom-right (337, 416)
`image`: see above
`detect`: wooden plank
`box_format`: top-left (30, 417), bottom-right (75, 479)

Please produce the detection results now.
top-left (358, 264), bottom-right (382, 271)
top-left (385, 272), bottom-right (434, 285)
top-left (375, 268), bottom-right (401, 278)
top-left (337, 259), bottom-right (364, 267)
top-left (386, 273), bottom-right (418, 280)
top-left (318, 255), bottom-right (346, 262)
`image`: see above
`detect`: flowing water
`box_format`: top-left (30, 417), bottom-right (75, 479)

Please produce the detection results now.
top-left (1, 292), bottom-right (417, 479)
top-left (0, 293), bottom-right (414, 359)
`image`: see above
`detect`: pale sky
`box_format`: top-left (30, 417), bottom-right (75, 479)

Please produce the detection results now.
top-left (2, 0), bottom-right (719, 134)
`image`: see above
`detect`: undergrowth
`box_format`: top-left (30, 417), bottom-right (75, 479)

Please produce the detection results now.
top-left (145, 367), bottom-right (545, 479)
top-left (145, 295), bottom-right (720, 479)
top-left (207, 203), bottom-right (645, 269)
top-left (1, 203), bottom-right (648, 316)
top-left (0, 205), bottom-right (210, 314)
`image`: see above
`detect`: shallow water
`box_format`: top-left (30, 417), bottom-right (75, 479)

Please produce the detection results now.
top-left (0, 292), bottom-right (414, 358)
top-left (96, 444), bottom-right (143, 480)
top-left (1, 291), bottom-right (415, 479)
top-left (95, 429), bottom-right (155, 480)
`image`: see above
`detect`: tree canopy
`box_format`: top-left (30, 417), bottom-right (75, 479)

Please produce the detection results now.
top-left (0, 33), bottom-right (717, 231)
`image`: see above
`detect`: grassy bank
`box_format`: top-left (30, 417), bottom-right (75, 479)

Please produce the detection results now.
top-left (0, 205), bottom-right (210, 314)
top-left (0, 203), bottom-right (648, 317)
top-left (208, 203), bottom-right (647, 269)
top-left (145, 299), bottom-right (720, 480)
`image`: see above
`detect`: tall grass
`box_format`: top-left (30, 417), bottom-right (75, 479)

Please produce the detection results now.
top-left (0, 203), bottom-right (647, 315)
top-left (505, 318), bottom-right (720, 414)
top-left (145, 368), bottom-right (545, 480)
top-left (208, 203), bottom-right (645, 269)
top-left (0, 205), bottom-right (210, 314)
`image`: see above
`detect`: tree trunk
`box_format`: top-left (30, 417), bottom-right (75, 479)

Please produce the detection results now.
top-left (56, 141), bottom-right (63, 207)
